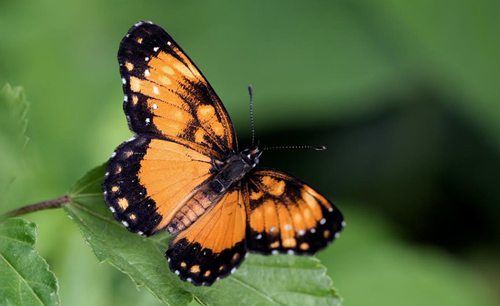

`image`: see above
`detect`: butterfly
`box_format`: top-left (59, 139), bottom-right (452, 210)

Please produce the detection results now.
top-left (102, 21), bottom-right (345, 286)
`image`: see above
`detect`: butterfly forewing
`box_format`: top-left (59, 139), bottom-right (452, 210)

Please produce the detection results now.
top-left (118, 22), bottom-right (238, 158)
top-left (244, 169), bottom-right (344, 255)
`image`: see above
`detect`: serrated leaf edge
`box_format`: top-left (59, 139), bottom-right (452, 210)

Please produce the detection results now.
top-left (0, 218), bottom-right (60, 306)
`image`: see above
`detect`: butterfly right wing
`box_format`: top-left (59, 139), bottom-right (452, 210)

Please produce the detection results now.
top-left (166, 187), bottom-right (247, 286)
top-left (243, 169), bottom-right (345, 255)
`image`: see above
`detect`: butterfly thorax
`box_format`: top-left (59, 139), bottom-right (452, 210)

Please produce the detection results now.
top-left (211, 148), bottom-right (262, 193)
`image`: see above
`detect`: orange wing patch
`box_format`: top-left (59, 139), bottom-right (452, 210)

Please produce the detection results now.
top-left (118, 22), bottom-right (237, 158)
top-left (244, 169), bottom-right (344, 255)
top-left (166, 188), bottom-right (247, 285)
top-left (102, 136), bottom-right (214, 236)
top-left (137, 139), bottom-right (214, 232)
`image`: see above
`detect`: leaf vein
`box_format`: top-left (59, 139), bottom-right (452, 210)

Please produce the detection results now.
top-left (0, 253), bottom-right (44, 306)
top-left (227, 275), bottom-right (286, 306)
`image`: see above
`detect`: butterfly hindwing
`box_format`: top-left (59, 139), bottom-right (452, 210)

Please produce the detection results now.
top-left (118, 21), bottom-right (238, 158)
top-left (102, 136), bottom-right (215, 236)
top-left (244, 169), bottom-right (344, 255)
top-left (166, 187), bottom-right (247, 285)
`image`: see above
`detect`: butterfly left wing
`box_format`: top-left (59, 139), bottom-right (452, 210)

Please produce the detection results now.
top-left (243, 169), bottom-right (344, 255)
top-left (166, 187), bottom-right (246, 286)
top-left (119, 21), bottom-right (238, 158)
top-left (103, 136), bottom-right (215, 236)
top-left (104, 22), bottom-right (241, 236)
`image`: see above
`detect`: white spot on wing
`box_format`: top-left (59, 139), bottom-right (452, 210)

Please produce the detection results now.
top-left (124, 95), bottom-right (128, 102)
top-left (153, 46), bottom-right (159, 52)
top-left (122, 78), bottom-right (126, 84)
top-left (137, 231), bottom-right (144, 235)
top-left (328, 207), bottom-right (333, 212)
top-left (145, 118), bottom-right (150, 124)
top-left (152, 103), bottom-right (158, 110)
top-left (272, 250), bottom-right (279, 255)
top-left (320, 218), bottom-right (326, 225)
top-left (111, 152), bottom-right (116, 158)
top-left (284, 224), bottom-right (292, 230)
top-left (287, 250), bottom-right (294, 255)
top-left (153, 86), bottom-right (159, 94)
top-left (175, 270), bottom-right (180, 275)
top-left (187, 278), bottom-right (192, 283)
top-left (167, 41), bottom-right (172, 46)
top-left (341, 221), bottom-right (347, 227)
top-left (121, 221), bottom-right (129, 227)
top-left (270, 226), bottom-right (276, 232)
top-left (256, 234), bottom-right (262, 240)
top-left (298, 229), bottom-right (305, 236)
top-left (310, 228), bottom-right (316, 233)
top-left (109, 206), bottom-right (116, 213)
top-left (145, 57), bottom-right (150, 61)
top-left (145, 69), bottom-right (150, 76)
top-left (334, 232), bottom-right (340, 239)
top-left (231, 267), bottom-right (237, 274)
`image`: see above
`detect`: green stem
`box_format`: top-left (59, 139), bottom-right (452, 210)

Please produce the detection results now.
top-left (2, 195), bottom-right (70, 219)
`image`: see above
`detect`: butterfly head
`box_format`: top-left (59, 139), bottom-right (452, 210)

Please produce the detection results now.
top-left (240, 147), bottom-right (262, 168)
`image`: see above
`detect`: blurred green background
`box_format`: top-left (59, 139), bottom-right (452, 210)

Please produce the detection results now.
top-left (1, 0), bottom-right (499, 305)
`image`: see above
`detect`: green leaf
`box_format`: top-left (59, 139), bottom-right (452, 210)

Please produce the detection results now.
top-left (0, 83), bottom-right (30, 197)
top-left (0, 218), bottom-right (59, 306)
top-left (64, 164), bottom-right (342, 306)
top-left (0, 83), bottom-right (29, 148)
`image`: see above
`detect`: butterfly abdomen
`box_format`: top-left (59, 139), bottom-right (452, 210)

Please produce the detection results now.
top-left (167, 185), bottom-right (221, 234)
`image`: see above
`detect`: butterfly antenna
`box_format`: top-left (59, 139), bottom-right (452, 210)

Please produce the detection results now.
top-left (248, 84), bottom-right (256, 148)
top-left (262, 145), bottom-right (327, 151)
top-left (248, 85), bottom-right (324, 152)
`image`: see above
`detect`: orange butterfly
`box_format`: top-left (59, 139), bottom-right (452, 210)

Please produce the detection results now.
top-left (102, 21), bottom-right (345, 286)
